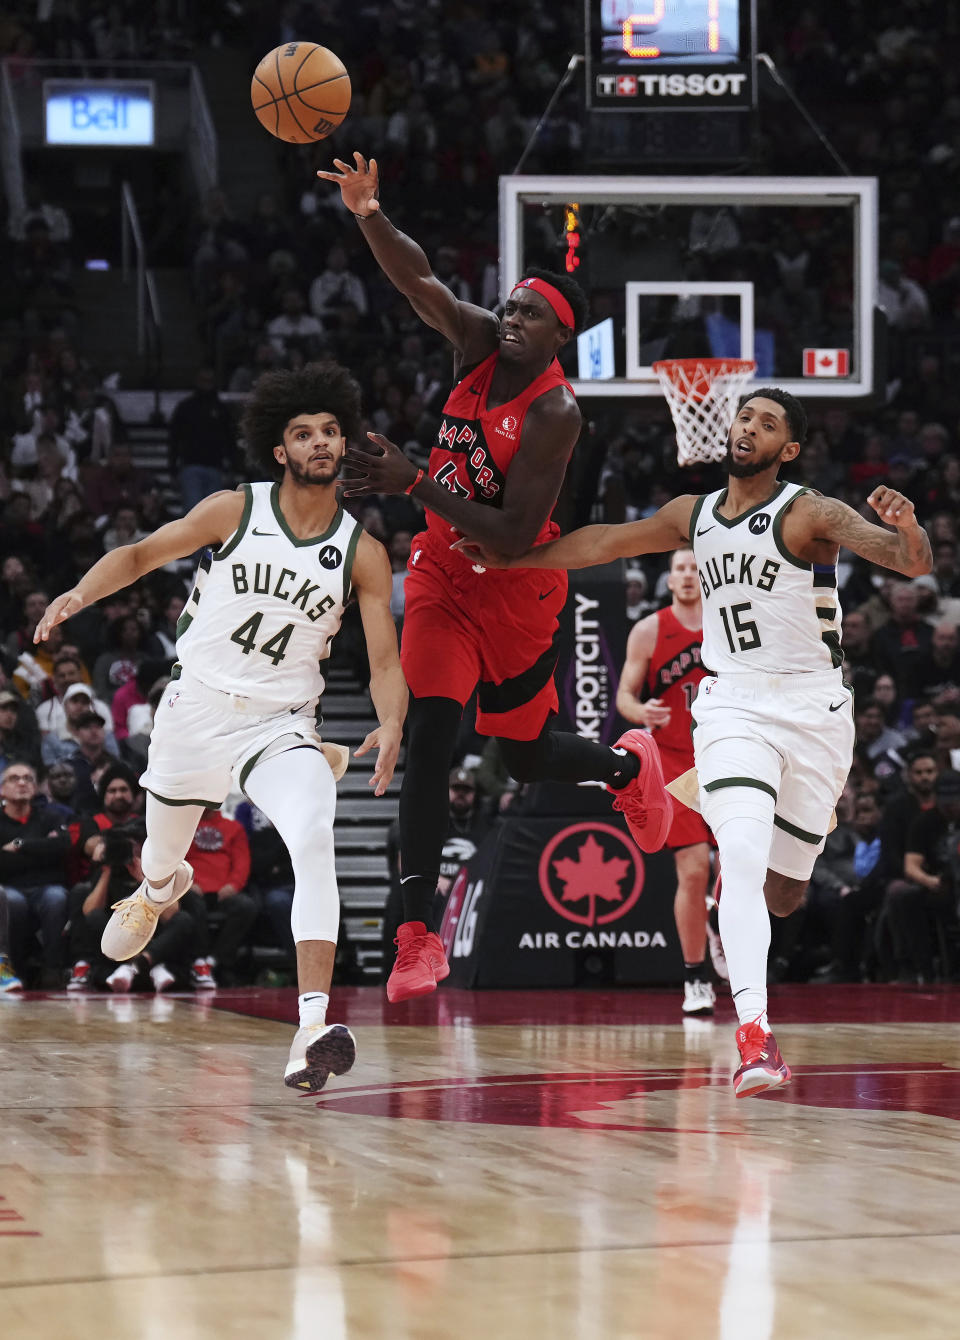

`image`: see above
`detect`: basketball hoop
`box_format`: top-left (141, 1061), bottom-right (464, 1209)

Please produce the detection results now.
top-left (653, 358), bottom-right (756, 467)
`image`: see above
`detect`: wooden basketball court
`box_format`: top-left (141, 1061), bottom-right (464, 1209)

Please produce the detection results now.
top-left (3, 984), bottom-right (959, 1338)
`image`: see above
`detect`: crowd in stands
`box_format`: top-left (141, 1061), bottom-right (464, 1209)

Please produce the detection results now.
top-left (0, 1), bottom-right (959, 989)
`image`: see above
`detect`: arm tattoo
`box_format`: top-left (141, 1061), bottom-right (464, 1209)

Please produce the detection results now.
top-left (806, 496), bottom-right (932, 575)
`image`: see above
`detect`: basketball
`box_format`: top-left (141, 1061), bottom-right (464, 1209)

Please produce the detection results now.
top-left (250, 42), bottom-right (351, 143)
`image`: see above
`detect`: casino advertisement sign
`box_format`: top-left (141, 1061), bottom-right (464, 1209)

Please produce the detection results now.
top-left (440, 815), bottom-right (682, 988)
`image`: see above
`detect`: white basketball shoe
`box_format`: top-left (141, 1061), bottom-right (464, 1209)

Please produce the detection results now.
top-left (101, 861), bottom-right (194, 962)
top-left (284, 1023), bottom-right (357, 1093)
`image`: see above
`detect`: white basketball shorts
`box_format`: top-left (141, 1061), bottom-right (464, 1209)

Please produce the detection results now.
top-left (691, 668), bottom-right (855, 880)
top-left (140, 670), bottom-right (344, 808)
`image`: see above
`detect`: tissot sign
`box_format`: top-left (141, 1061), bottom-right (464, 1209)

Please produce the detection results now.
top-left (594, 66), bottom-right (752, 108)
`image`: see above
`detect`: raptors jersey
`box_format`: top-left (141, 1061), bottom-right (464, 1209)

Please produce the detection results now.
top-left (690, 480), bottom-right (842, 675)
top-left (645, 606), bottom-right (705, 763)
top-left (426, 351), bottom-right (574, 545)
top-left (175, 481), bottom-right (362, 706)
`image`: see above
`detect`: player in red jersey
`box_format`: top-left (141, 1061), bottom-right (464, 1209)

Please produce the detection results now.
top-left (318, 153), bottom-right (673, 1002)
top-left (616, 549), bottom-right (716, 1016)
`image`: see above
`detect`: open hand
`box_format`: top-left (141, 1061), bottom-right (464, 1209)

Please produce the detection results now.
top-left (354, 722), bottom-right (402, 796)
top-left (867, 486), bottom-right (917, 529)
top-left (449, 537), bottom-right (511, 569)
top-left (341, 433), bottom-right (419, 497)
top-left (315, 152), bottom-right (380, 218)
top-left (35, 589), bottom-right (84, 642)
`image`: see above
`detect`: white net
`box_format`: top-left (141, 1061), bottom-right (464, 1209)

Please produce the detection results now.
top-left (653, 358), bottom-right (757, 466)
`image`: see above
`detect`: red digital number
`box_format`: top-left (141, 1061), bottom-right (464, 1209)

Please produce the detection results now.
top-left (621, 1), bottom-right (665, 59)
top-left (620, 2), bottom-right (721, 60)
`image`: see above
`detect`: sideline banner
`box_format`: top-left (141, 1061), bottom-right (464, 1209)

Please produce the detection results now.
top-left (552, 561), bottom-right (629, 747)
top-left (439, 812), bottom-right (682, 988)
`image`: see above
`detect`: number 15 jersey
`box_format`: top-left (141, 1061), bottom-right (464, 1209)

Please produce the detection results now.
top-left (175, 481), bottom-right (362, 707)
top-left (690, 480), bottom-right (843, 676)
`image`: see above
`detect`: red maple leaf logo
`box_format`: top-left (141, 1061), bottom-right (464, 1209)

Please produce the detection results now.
top-left (553, 835), bottom-right (630, 907)
top-left (538, 822), bottom-right (644, 926)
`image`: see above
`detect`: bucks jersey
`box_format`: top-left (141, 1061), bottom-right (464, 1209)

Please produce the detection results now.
top-left (175, 481), bottom-right (362, 706)
top-left (690, 480), bottom-right (842, 676)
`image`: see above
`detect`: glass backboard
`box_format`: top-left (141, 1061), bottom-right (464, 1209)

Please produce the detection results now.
top-left (499, 175), bottom-right (878, 399)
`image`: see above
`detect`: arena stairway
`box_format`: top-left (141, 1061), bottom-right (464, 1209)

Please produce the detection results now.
top-left (322, 662), bottom-right (397, 982)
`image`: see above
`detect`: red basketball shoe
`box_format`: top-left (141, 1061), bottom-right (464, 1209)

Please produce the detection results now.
top-left (606, 729), bottom-right (674, 853)
top-left (732, 1018), bottom-right (792, 1098)
top-left (386, 921), bottom-right (449, 1003)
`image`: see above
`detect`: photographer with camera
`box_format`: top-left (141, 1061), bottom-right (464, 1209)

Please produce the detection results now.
top-left (66, 822), bottom-right (196, 993)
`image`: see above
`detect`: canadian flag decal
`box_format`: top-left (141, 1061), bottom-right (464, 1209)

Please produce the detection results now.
top-left (803, 348), bottom-right (850, 377)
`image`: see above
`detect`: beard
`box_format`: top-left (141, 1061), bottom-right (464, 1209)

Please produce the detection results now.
top-left (286, 456), bottom-right (341, 487)
top-left (724, 437), bottom-right (784, 478)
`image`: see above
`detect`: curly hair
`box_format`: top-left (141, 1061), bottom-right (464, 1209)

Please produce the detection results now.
top-left (516, 267), bottom-right (589, 334)
top-left (240, 361), bottom-right (364, 479)
top-left (737, 386), bottom-right (808, 446)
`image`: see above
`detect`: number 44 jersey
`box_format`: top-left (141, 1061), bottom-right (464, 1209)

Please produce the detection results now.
top-left (690, 480), bottom-right (843, 676)
top-left (175, 481), bottom-right (363, 707)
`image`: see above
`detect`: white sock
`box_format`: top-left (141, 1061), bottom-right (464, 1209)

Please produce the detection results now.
top-left (735, 1002), bottom-right (770, 1033)
top-left (145, 872), bottom-right (176, 905)
top-left (299, 992), bottom-right (329, 1028)
top-left (713, 814), bottom-right (774, 1029)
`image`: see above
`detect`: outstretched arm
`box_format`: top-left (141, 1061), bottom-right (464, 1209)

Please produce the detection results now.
top-left (795, 486), bottom-right (932, 576)
top-left (34, 491), bottom-right (245, 642)
top-left (351, 533), bottom-right (408, 796)
top-left (316, 153), bottom-right (497, 363)
top-left (454, 495), bottom-right (698, 571)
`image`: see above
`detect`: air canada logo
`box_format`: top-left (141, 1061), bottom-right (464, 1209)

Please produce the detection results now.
top-left (538, 822), bottom-right (643, 926)
top-left (748, 513), bottom-right (771, 535)
top-left (317, 545), bottom-right (343, 570)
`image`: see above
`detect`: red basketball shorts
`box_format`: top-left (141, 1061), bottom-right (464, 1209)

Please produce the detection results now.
top-left (400, 531), bottom-right (568, 740)
top-left (659, 745), bottom-right (713, 850)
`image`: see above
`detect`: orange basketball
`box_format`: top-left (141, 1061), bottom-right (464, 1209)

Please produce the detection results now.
top-left (250, 42), bottom-right (351, 143)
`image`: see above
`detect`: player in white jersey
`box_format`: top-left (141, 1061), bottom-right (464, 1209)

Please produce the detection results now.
top-left (455, 388), bottom-right (932, 1097)
top-left (35, 363), bottom-right (407, 1093)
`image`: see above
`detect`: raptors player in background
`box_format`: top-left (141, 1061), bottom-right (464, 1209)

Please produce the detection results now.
top-left (318, 153), bottom-right (672, 1003)
top-left (616, 548), bottom-right (716, 1017)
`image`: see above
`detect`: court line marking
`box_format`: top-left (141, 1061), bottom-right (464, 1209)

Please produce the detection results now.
top-left (4, 1227), bottom-right (960, 1291)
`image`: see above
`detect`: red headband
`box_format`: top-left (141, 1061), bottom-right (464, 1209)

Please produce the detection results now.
top-left (512, 277), bottom-right (575, 330)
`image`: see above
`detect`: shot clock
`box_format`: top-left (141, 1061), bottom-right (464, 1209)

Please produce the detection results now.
top-left (585, 0), bottom-right (756, 111)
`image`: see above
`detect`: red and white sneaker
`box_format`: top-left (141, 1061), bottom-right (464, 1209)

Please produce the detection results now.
top-left (190, 958), bottom-right (217, 991)
top-left (386, 921), bottom-right (448, 1003)
top-left (66, 960), bottom-right (92, 993)
top-left (606, 729), bottom-right (674, 853)
top-left (732, 1018), bottom-right (792, 1098)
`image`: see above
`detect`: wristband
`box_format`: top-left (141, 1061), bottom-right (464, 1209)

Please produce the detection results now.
top-left (404, 468), bottom-right (425, 495)
top-left (353, 212), bottom-right (376, 222)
